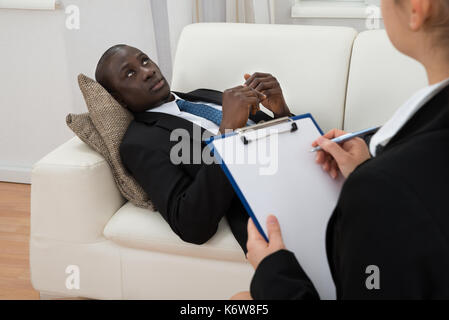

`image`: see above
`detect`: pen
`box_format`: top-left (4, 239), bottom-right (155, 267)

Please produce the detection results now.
top-left (310, 126), bottom-right (381, 153)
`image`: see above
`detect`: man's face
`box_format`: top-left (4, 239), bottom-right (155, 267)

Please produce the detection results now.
top-left (104, 46), bottom-right (171, 112)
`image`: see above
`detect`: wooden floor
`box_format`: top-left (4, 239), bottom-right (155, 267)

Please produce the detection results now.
top-left (0, 182), bottom-right (39, 300)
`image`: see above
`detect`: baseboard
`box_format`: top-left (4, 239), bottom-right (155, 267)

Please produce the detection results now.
top-left (39, 291), bottom-right (88, 300)
top-left (0, 165), bottom-right (31, 184)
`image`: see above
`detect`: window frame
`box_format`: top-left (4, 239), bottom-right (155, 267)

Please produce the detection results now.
top-left (292, 0), bottom-right (382, 19)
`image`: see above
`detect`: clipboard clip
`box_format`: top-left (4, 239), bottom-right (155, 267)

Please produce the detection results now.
top-left (237, 117), bottom-right (298, 145)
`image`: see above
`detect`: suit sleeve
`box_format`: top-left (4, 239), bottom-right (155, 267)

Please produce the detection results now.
top-left (120, 140), bottom-right (235, 245)
top-left (250, 249), bottom-right (320, 300)
top-left (250, 110), bottom-right (274, 123)
top-left (250, 110), bottom-right (296, 123)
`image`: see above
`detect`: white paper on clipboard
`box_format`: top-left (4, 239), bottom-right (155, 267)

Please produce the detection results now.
top-left (208, 114), bottom-right (344, 300)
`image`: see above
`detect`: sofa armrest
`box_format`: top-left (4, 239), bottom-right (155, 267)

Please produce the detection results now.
top-left (31, 136), bottom-right (126, 243)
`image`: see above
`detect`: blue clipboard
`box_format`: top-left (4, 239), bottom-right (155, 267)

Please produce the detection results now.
top-left (206, 113), bottom-right (324, 242)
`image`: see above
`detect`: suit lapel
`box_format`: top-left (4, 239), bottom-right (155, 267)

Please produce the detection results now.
top-left (133, 111), bottom-right (212, 144)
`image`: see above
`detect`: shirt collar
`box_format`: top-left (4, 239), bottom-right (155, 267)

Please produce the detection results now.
top-left (146, 92), bottom-right (182, 115)
top-left (369, 77), bottom-right (449, 156)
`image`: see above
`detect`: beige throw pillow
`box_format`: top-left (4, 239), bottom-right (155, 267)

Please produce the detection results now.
top-left (66, 113), bottom-right (105, 156)
top-left (66, 74), bottom-right (155, 210)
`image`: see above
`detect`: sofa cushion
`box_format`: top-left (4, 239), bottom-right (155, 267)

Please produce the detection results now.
top-left (67, 74), bottom-right (155, 210)
top-left (103, 202), bottom-right (247, 263)
top-left (344, 30), bottom-right (428, 132)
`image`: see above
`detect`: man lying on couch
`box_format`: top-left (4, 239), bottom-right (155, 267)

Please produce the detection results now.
top-left (95, 44), bottom-right (292, 253)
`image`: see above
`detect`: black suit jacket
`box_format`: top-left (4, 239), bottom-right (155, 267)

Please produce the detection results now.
top-left (120, 89), bottom-right (273, 251)
top-left (251, 83), bottom-right (449, 300)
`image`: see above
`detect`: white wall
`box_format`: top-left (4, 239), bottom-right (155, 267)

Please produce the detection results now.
top-left (274, 0), bottom-right (384, 31)
top-left (0, 0), bottom-right (158, 183)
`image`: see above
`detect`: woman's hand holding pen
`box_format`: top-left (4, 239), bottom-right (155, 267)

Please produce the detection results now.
top-left (312, 129), bottom-right (371, 179)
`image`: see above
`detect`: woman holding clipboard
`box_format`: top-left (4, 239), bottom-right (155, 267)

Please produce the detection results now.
top-left (234, 0), bottom-right (449, 300)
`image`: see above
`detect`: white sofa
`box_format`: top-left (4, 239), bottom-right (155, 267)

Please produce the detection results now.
top-left (30, 23), bottom-right (427, 300)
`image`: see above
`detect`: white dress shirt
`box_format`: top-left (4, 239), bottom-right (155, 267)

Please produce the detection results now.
top-left (370, 77), bottom-right (449, 156)
top-left (146, 93), bottom-right (255, 135)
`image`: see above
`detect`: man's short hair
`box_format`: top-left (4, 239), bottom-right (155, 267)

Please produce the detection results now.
top-left (95, 44), bottom-right (128, 91)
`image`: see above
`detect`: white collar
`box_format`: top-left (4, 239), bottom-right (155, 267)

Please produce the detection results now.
top-left (146, 93), bottom-right (182, 115)
top-left (369, 77), bottom-right (449, 156)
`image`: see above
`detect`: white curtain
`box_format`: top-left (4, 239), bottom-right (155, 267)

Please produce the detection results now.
top-left (229, 0), bottom-right (274, 24)
top-left (150, 0), bottom-right (274, 83)
top-left (195, 0), bottom-right (273, 25)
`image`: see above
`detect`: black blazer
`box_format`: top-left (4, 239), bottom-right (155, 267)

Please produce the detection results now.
top-left (251, 83), bottom-right (449, 300)
top-left (120, 89), bottom-right (273, 252)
